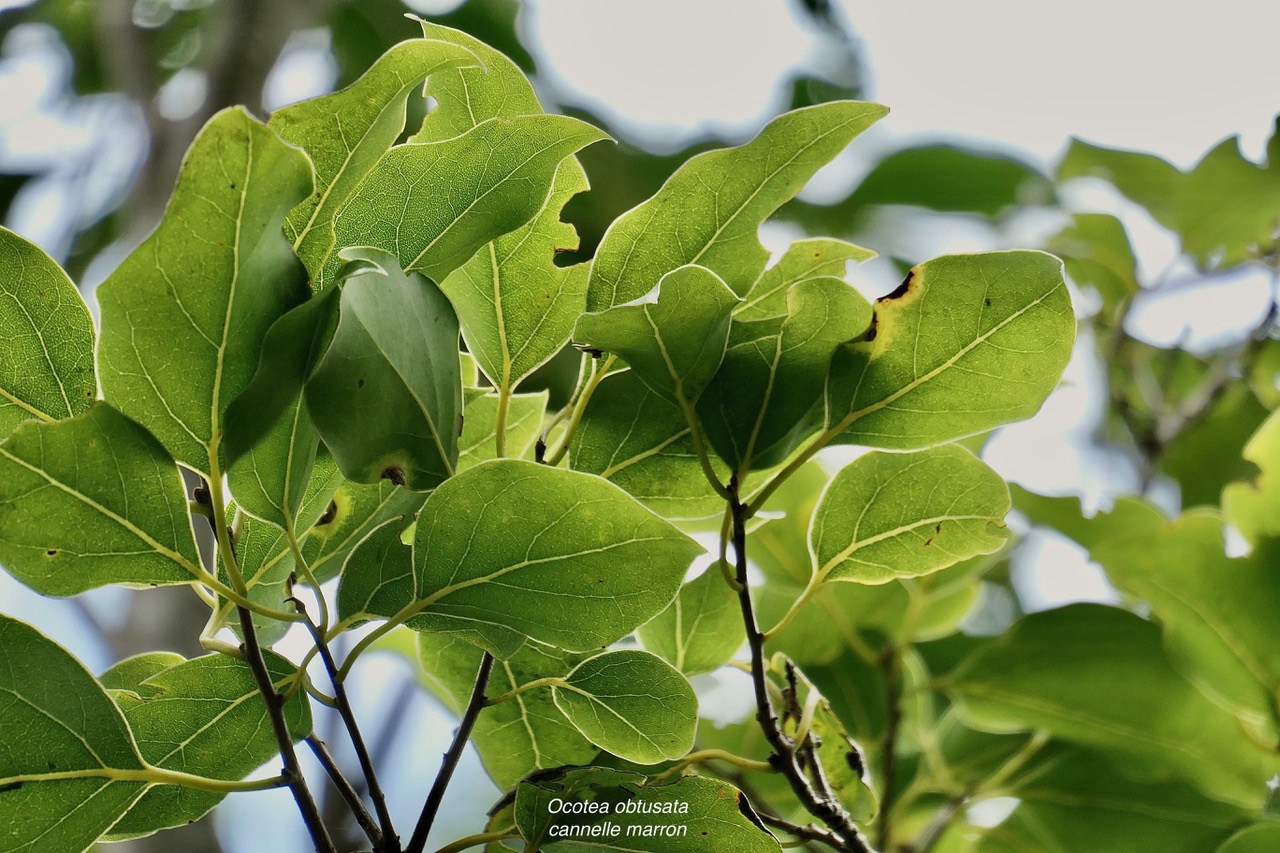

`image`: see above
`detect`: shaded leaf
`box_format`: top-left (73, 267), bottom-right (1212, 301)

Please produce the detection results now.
top-left (300, 476), bottom-right (426, 584)
top-left (97, 107), bottom-right (312, 475)
top-left (0, 226), bottom-right (95, 435)
top-left (1217, 824), bottom-right (1280, 853)
top-left (1223, 409), bottom-right (1280, 545)
top-left (1048, 213), bottom-right (1141, 317)
top-left (638, 568), bottom-right (744, 675)
top-left (1010, 484), bottom-right (1165, 550)
top-left (458, 390), bottom-right (548, 469)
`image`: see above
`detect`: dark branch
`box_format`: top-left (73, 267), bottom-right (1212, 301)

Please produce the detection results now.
top-left (306, 734), bottom-right (383, 849)
top-left (728, 478), bottom-right (874, 853)
top-left (405, 651), bottom-right (496, 853)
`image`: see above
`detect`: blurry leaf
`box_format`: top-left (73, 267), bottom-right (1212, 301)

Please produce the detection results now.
top-left (811, 446), bottom-right (1009, 584)
top-left (346, 460), bottom-right (702, 657)
top-left (975, 749), bottom-right (1247, 853)
top-left (700, 277), bottom-right (871, 471)
top-left (951, 603), bottom-right (1274, 806)
top-left (1217, 824), bottom-right (1280, 853)
top-left (1048, 213), bottom-right (1140, 316)
top-left (1095, 511), bottom-right (1280, 742)
top-left (514, 767), bottom-right (781, 851)
top-left (0, 615), bottom-right (147, 852)
top-left (0, 226), bottom-right (95, 435)
top-left (828, 251), bottom-right (1074, 450)
top-left (588, 101), bottom-right (887, 310)
top-left (97, 108), bottom-right (312, 476)
top-left (305, 247), bottom-right (461, 491)
top-left (786, 144), bottom-right (1054, 234)
top-left (1159, 384), bottom-right (1269, 508)
top-left (1223, 409), bottom-right (1280, 544)
top-left (638, 567), bottom-right (744, 675)
top-left (1248, 338), bottom-right (1280, 408)
top-left (459, 390), bottom-right (548, 468)
top-left (1058, 139), bottom-right (1183, 226)
top-left (270, 37), bottom-right (480, 284)
top-left (0, 403), bottom-right (200, 595)
top-left (736, 237), bottom-right (874, 320)
top-left (327, 114), bottom-right (607, 287)
top-left (102, 652), bottom-right (310, 840)
top-left (1010, 484), bottom-right (1166, 550)
top-left (553, 650), bottom-right (697, 763)
top-left (417, 633), bottom-right (595, 788)
top-left (576, 264), bottom-right (739, 406)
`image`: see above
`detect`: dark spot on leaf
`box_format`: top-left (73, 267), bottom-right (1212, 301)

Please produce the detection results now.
top-left (46, 549), bottom-right (57, 557)
top-left (879, 270), bottom-right (914, 302)
top-left (229, 182), bottom-right (236, 189)
top-left (0, 781), bottom-right (22, 793)
top-left (357, 378), bottom-right (365, 388)
top-left (192, 485), bottom-right (210, 505)
top-left (457, 413), bottom-right (465, 436)
top-left (48, 761), bottom-right (56, 770)
top-left (923, 537), bottom-right (933, 547)
top-left (381, 467), bottom-right (406, 486)
top-left (317, 500), bottom-right (338, 526)
top-left (735, 791), bottom-right (769, 833)
top-left (984, 297), bottom-right (992, 307)
top-left (862, 314), bottom-right (879, 342)
top-left (846, 749), bottom-right (865, 775)
top-left (935, 522), bottom-right (942, 533)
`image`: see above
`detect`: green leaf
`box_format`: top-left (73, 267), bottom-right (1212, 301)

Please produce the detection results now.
top-left (1218, 824), bottom-right (1280, 853)
top-left (978, 748), bottom-right (1247, 853)
top-left (0, 614), bottom-right (148, 853)
top-left (514, 766), bottom-right (781, 852)
top-left (1010, 484), bottom-right (1165, 551)
top-left (416, 633), bottom-right (596, 788)
top-left (101, 652), bottom-right (310, 840)
top-left (570, 369), bottom-right (726, 519)
top-left (1048, 213), bottom-right (1140, 317)
top-left (0, 226), bottom-right (95, 435)
top-left (587, 100), bottom-right (887, 311)
top-left (0, 403), bottom-right (201, 595)
top-left (348, 459), bottom-right (702, 658)
top-left (458, 390), bottom-right (548, 469)
top-left (1057, 138), bottom-right (1182, 226)
top-left (269, 37), bottom-right (480, 284)
top-left (327, 114), bottom-right (608, 287)
top-left (1223, 409), bottom-right (1280, 545)
top-left (552, 650), bottom-right (697, 764)
top-left (336, 516), bottom-right (415, 629)
top-left (305, 247), bottom-right (462, 491)
top-left (735, 237), bottom-right (875, 321)
top-left (575, 264), bottom-right (739, 407)
top-left (1095, 511), bottom-right (1280, 742)
top-left (444, 159), bottom-right (593, 395)
top-left (226, 396), bottom-right (320, 531)
top-left (950, 603), bottom-right (1275, 806)
top-left (828, 251), bottom-right (1074, 450)
top-left (1159, 384), bottom-right (1270, 509)
top-left (300, 476), bottom-right (426, 584)
top-left (810, 446), bottom-right (1010, 585)
top-left (638, 568), bottom-right (744, 675)
top-left (699, 277), bottom-right (872, 471)
top-left (97, 107), bottom-right (312, 475)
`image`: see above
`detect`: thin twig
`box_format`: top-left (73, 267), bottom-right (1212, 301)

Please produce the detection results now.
top-left (757, 810), bottom-right (845, 851)
top-left (298, 605), bottom-right (400, 852)
top-left (876, 646), bottom-right (903, 852)
top-left (406, 651), bottom-right (496, 853)
top-left (306, 734), bottom-right (383, 849)
top-left (728, 478), bottom-right (873, 853)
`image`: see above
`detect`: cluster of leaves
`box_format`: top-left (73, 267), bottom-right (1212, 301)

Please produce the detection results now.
top-left (1, 15), bottom-right (1279, 853)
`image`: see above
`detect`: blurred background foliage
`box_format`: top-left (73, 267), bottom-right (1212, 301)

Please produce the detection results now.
top-left (1, 0), bottom-right (1278, 851)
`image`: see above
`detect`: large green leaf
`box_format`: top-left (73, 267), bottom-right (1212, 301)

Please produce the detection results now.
top-left (735, 237), bottom-right (874, 321)
top-left (553, 650), bottom-right (697, 764)
top-left (828, 251), bottom-right (1074, 450)
top-left (344, 459), bottom-right (702, 657)
top-left (810, 446), bottom-right (1009, 585)
top-left (269, 37), bottom-right (480, 283)
top-left (300, 476), bottom-right (426, 583)
top-left (570, 369), bottom-right (725, 519)
top-left (974, 748), bottom-right (1247, 853)
top-left (458, 390), bottom-right (547, 469)
top-left (1095, 511), bottom-right (1280, 742)
top-left (0, 403), bottom-right (200, 595)
top-left (0, 614), bottom-right (148, 853)
top-left (416, 633), bottom-right (596, 789)
top-left (0, 226), bottom-right (95, 435)
top-left (326, 114), bottom-right (608, 287)
top-left (1218, 824), bottom-right (1280, 853)
top-left (950, 604), bottom-right (1274, 806)
top-left (514, 767), bottom-right (781, 852)
top-left (587, 100), bottom-right (887, 311)
top-left (101, 652), bottom-right (310, 840)
top-left (575, 264), bottom-right (739, 407)
top-left (97, 107), bottom-right (312, 475)
top-left (638, 568), bottom-right (744, 675)
top-left (305, 247), bottom-right (461, 491)
top-left (1010, 484), bottom-right (1165, 551)
top-left (1223, 409), bottom-right (1280, 545)
top-left (699, 276), bottom-right (871, 471)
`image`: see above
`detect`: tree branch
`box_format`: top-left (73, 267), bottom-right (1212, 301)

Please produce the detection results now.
top-left (728, 478), bottom-right (873, 853)
top-left (306, 733), bottom-right (383, 850)
top-left (405, 651), bottom-right (496, 853)
top-left (876, 646), bottom-right (903, 852)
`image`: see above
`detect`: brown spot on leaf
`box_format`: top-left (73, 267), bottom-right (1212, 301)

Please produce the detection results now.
top-left (878, 269), bottom-right (915, 303)
top-left (46, 549), bottom-right (58, 557)
top-left (317, 500), bottom-right (338, 526)
top-left (0, 781), bottom-right (23, 793)
top-left (381, 466), bottom-right (406, 486)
